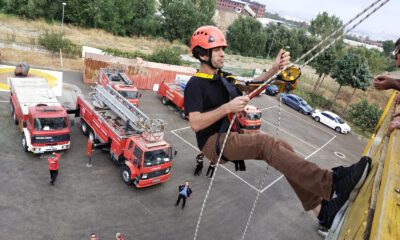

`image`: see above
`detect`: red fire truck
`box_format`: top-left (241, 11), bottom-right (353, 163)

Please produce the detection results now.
top-left (75, 84), bottom-right (174, 188)
top-left (233, 105), bottom-right (262, 134)
top-left (9, 77), bottom-right (71, 154)
top-left (157, 80), bottom-right (186, 119)
top-left (98, 68), bottom-right (141, 107)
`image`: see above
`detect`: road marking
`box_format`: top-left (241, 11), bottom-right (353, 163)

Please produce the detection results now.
top-left (334, 152), bottom-right (346, 159)
top-left (0, 100), bottom-right (8, 103)
top-left (259, 106), bottom-right (276, 111)
top-left (171, 117), bottom-right (336, 194)
top-left (171, 127), bottom-right (259, 192)
top-left (260, 134), bottom-right (336, 193)
top-left (261, 118), bottom-right (318, 150)
top-left (262, 106), bottom-right (336, 137)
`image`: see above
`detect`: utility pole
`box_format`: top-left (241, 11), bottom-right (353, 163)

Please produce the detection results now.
top-left (60, 2), bottom-right (66, 69)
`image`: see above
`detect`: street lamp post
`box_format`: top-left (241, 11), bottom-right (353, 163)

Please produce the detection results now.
top-left (60, 2), bottom-right (66, 69)
top-left (61, 2), bottom-right (66, 32)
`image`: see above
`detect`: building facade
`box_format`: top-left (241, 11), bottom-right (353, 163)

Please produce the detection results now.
top-left (216, 0), bottom-right (266, 18)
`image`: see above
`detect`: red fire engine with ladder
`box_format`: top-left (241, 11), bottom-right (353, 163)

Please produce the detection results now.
top-left (75, 84), bottom-right (175, 188)
top-left (98, 68), bottom-right (141, 107)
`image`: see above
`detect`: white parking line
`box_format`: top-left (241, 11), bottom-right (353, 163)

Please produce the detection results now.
top-left (259, 106), bottom-right (276, 111)
top-left (171, 127), bottom-right (259, 192)
top-left (171, 116), bottom-right (336, 194)
top-left (260, 134), bottom-right (336, 193)
top-left (264, 106), bottom-right (336, 137)
top-left (0, 100), bottom-right (8, 103)
top-left (261, 118), bottom-right (318, 150)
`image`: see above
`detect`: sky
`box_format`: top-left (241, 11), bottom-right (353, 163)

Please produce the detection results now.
top-left (259, 0), bottom-right (399, 41)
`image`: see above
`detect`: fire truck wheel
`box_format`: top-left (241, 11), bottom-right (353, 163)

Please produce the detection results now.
top-left (110, 153), bottom-right (120, 165)
top-left (80, 119), bottom-right (89, 136)
top-left (120, 165), bottom-right (132, 185)
top-left (13, 112), bottom-right (19, 125)
top-left (161, 97), bottom-right (169, 105)
top-left (88, 130), bottom-right (96, 142)
top-left (21, 134), bottom-right (28, 152)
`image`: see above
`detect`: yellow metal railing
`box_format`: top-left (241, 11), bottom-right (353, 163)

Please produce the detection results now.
top-left (334, 91), bottom-right (400, 240)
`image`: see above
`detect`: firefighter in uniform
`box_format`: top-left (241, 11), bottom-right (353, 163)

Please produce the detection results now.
top-left (48, 152), bottom-right (60, 185)
top-left (184, 25), bottom-right (372, 232)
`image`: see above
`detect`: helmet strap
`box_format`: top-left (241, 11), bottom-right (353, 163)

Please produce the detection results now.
top-left (199, 49), bottom-right (217, 70)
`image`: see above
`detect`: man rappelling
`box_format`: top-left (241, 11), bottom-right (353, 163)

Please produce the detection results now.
top-left (184, 25), bottom-right (372, 233)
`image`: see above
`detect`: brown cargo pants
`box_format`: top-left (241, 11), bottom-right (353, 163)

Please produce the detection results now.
top-left (201, 132), bottom-right (333, 211)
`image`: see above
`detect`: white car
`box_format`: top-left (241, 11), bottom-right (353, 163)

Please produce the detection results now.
top-left (311, 110), bottom-right (351, 134)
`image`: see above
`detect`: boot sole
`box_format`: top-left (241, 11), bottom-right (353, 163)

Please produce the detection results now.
top-left (326, 160), bottom-right (371, 237)
top-left (348, 160), bottom-right (371, 202)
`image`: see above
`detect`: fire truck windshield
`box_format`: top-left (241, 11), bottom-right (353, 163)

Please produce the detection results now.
top-left (247, 112), bottom-right (261, 120)
top-left (34, 117), bottom-right (67, 131)
top-left (143, 148), bottom-right (171, 167)
top-left (119, 90), bottom-right (138, 99)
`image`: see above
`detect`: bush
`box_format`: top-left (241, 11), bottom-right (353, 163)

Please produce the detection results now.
top-left (147, 47), bottom-right (182, 65)
top-left (104, 47), bottom-right (183, 65)
top-left (103, 48), bottom-right (147, 59)
top-left (38, 30), bottom-right (81, 58)
top-left (347, 99), bottom-right (382, 133)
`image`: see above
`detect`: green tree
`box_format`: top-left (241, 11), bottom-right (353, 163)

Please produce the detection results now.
top-left (347, 100), bottom-right (382, 133)
top-left (227, 16), bottom-right (266, 57)
top-left (382, 40), bottom-right (394, 57)
top-left (127, 0), bottom-right (160, 36)
top-left (264, 23), bottom-right (316, 60)
top-left (3, 0), bottom-right (69, 20)
top-left (310, 12), bottom-right (343, 38)
top-left (309, 12), bottom-right (344, 94)
top-left (331, 52), bottom-right (370, 111)
top-left (160, 0), bottom-right (215, 45)
top-left (348, 47), bottom-right (388, 75)
top-left (343, 60), bottom-right (371, 114)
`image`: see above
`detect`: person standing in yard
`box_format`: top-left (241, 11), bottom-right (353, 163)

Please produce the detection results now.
top-left (205, 162), bottom-right (216, 178)
top-left (175, 181), bottom-right (192, 209)
top-left (48, 152), bottom-right (60, 185)
top-left (194, 153), bottom-right (204, 176)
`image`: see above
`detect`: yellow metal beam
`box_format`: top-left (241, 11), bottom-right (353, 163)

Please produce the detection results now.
top-left (337, 91), bottom-right (399, 239)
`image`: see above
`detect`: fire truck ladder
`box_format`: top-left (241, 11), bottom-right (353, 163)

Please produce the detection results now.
top-left (105, 68), bottom-right (133, 85)
top-left (118, 71), bottom-right (133, 85)
top-left (94, 84), bottom-right (164, 137)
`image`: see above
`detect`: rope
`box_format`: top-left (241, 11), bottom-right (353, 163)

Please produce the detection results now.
top-left (240, 100), bottom-right (282, 240)
top-left (193, 114), bottom-right (237, 240)
top-left (193, 0), bottom-right (390, 239)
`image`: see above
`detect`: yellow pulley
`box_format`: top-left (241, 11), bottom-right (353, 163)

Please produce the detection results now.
top-left (275, 65), bottom-right (301, 93)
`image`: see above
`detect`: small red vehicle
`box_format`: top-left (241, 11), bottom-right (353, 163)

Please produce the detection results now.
top-left (157, 80), bottom-right (186, 119)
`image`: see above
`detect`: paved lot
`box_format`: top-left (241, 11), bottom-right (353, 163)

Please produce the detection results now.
top-left (0, 71), bottom-right (367, 240)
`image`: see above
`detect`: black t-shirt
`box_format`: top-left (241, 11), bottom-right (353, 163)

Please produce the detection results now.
top-left (184, 73), bottom-right (233, 150)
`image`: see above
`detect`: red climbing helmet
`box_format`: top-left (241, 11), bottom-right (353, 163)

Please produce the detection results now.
top-left (190, 26), bottom-right (227, 52)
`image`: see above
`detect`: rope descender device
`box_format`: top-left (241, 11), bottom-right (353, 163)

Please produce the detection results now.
top-left (235, 64), bottom-right (302, 99)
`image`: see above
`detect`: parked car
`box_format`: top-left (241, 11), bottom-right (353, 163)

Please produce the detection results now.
top-left (311, 110), bottom-right (351, 134)
top-left (265, 84), bottom-right (279, 96)
top-left (280, 93), bottom-right (313, 114)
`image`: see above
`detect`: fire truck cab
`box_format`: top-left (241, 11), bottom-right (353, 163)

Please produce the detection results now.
top-left (98, 68), bottom-right (141, 107)
top-left (236, 105), bottom-right (262, 134)
top-left (9, 78), bottom-right (70, 154)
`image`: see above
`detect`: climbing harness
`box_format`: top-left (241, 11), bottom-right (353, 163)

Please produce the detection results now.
top-left (193, 1), bottom-right (391, 239)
